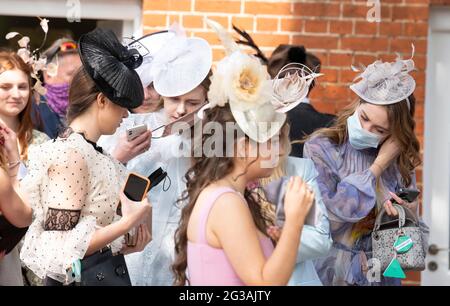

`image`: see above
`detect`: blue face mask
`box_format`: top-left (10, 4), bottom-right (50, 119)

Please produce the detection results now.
top-left (347, 110), bottom-right (381, 150)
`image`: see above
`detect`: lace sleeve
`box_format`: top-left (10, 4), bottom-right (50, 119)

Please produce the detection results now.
top-left (20, 147), bottom-right (97, 284)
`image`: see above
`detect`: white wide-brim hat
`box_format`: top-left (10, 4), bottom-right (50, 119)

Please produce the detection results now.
top-left (350, 73), bottom-right (415, 105)
top-left (230, 101), bottom-right (286, 144)
top-left (150, 36), bottom-right (212, 97)
top-left (129, 31), bottom-right (177, 88)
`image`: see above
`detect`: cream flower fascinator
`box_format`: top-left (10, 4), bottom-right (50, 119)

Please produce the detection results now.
top-left (4, 17), bottom-right (52, 96)
top-left (350, 45), bottom-right (416, 106)
top-left (199, 19), bottom-right (286, 143)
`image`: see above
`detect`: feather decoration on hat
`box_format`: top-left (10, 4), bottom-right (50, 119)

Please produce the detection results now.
top-left (350, 44), bottom-right (416, 105)
top-left (205, 19), bottom-right (240, 56)
top-left (4, 17), bottom-right (51, 95)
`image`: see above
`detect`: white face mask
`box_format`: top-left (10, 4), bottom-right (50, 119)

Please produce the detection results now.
top-left (347, 110), bottom-right (382, 150)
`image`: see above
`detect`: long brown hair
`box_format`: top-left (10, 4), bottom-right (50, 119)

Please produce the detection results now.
top-left (307, 95), bottom-right (421, 186)
top-left (172, 104), bottom-right (276, 286)
top-left (0, 51), bottom-right (35, 161)
top-left (0, 145), bottom-right (6, 170)
top-left (66, 67), bottom-right (101, 124)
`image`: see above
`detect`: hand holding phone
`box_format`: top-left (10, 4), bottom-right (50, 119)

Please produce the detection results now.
top-left (384, 188), bottom-right (420, 217)
top-left (121, 168), bottom-right (167, 246)
top-left (126, 124), bottom-right (148, 142)
top-left (393, 187), bottom-right (420, 203)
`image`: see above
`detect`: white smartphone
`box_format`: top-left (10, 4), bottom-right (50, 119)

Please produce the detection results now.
top-left (126, 124), bottom-right (148, 142)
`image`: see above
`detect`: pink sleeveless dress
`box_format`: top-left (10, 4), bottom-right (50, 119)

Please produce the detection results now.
top-left (187, 187), bottom-right (274, 286)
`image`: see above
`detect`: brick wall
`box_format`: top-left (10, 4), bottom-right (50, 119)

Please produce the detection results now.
top-left (142, 0), bottom-right (448, 286)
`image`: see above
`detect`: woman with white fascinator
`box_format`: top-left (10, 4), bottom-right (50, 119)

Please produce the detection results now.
top-left (303, 47), bottom-right (429, 286)
top-left (121, 26), bottom-right (213, 286)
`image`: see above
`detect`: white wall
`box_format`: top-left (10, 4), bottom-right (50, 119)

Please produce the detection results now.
top-left (0, 0), bottom-right (143, 38)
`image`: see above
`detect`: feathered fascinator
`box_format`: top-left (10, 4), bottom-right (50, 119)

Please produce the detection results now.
top-left (78, 28), bottom-right (144, 109)
top-left (199, 19), bottom-right (322, 143)
top-left (350, 45), bottom-right (416, 106)
top-left (4, 17), bottom-right (53, 95)
top-left (272, 63), bottom-right (322, 113)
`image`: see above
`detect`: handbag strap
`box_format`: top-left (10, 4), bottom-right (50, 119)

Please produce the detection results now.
top-left (374, 203), bottom-right (406, 232)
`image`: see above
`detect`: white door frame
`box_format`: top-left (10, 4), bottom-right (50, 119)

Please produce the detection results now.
top-left (0, 0), bottom-right (143, 39)
top-left (422, 6), bottom-right (450, 286)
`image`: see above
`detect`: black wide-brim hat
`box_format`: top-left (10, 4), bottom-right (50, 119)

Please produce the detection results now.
top-left (78, 28), bottom-right (144, 109)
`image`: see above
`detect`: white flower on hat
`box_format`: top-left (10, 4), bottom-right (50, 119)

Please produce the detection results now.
top-left (208, 51), bottom-right (272, 112)
top-left (199, 18), bottom-right (286, 143)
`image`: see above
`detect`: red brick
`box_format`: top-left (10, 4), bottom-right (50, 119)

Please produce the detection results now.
top-left (404, 23), bottom-right (429, 37)
top-left (281, 19), bottom-right (303, 32)
top-left (193, 31), bottom-right (222, 45)
top-left (143, 14), bottom-right (167, 27)
top-left (341, 37), bottom-right (389, 52)
top-left (195, 0), bottom-right (240, 13)
top-left (232, 16), bottom-right (254, 31)
top-left (183, 15), bottom-right (203, 28)
top-left (322, 84), bottom-right (351, 101)
top-left (212, 48), bottom-right (226, 61)
top-left (256, 18), bottom-right (278, 32)
top-left (169, 14), bottom-right (181, 25)
top-left (354, 54), bottom-right (378, 66)
top-left (343, 4), bottom-right (369, 18)
top-left (294, 3), bottom-right (340, 17)
top-left (355, 21), bottom-right (378, 35)
top-left (390, 39), bottom-right (427, 54)
top-left (251, 33), bottom-right (290, 48)
top-left (144, 0), bottom-right (191, 11)
top-left (304, 20), bottom-right (328, 33)
top-left (329, 52), bottom-right (353, 67)
top-left (393, 6), bottom-right (429, 21)
top-left (206, 16), bottom-right (229, 29)
top-left (340, 69), bottom-right (357, 83)
top-left (380, 22), bottom-right (403, 36)
top-left (245, 1), bottom-right (292, 15)
top-left (329, 21), bottom-right (353, 35)
top-left (320, 68), bottom-right (338, 83)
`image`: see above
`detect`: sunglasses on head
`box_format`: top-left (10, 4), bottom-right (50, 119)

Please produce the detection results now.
top-left (46, 41), bottom-right (78, 62)
top-left (59, 41), bottom-right (77, 52)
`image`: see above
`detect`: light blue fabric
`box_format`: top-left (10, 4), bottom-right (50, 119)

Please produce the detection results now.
top-left (347, 110), bottom-right (381, 150)
top-left (284, 157), bottom-right (332, 286)
top-left (125, 154), bottom-right (189, 286)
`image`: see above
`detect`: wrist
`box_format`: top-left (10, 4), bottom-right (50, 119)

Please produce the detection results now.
top-left (284, 218), bottom-right (304, 233)
top-left (118, 216), bottom-right (133, 233)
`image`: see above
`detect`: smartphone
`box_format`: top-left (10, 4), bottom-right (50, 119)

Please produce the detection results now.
top-left (121, 169), bottom-right (167, 246)
top-left (126, 124), bottom-right (148, 142)
top-left (123, 173), bottom-right (150, 202)
top-left (394, 187), bottom-right (420, 203)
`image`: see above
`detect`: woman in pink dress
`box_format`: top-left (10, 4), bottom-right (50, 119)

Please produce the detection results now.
top-left (172, 20), bottom-right (315, 286)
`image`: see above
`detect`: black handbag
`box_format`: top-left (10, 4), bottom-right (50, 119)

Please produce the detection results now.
top-left (0, 215), bottom-right (28, 254)
top-left (80, 247), bottom-right (131, 286)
